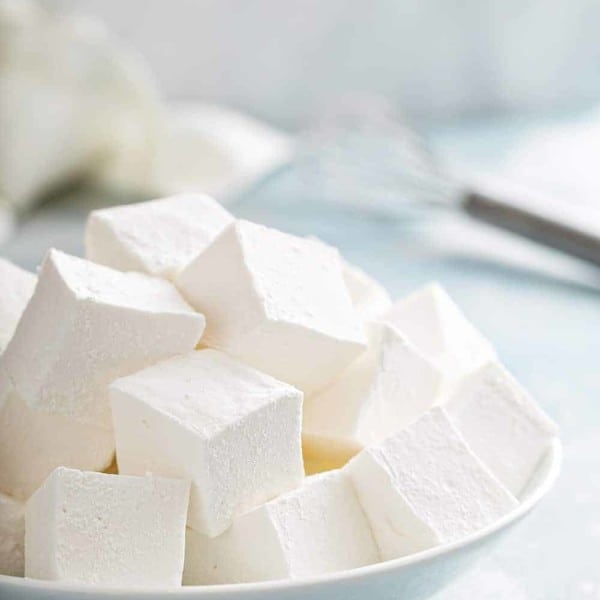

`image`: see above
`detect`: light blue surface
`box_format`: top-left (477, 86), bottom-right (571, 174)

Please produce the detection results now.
top-left (1, 117), bottom-right (598, 599)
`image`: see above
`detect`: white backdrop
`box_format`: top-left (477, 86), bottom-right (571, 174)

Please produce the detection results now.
top-left (47, 0), bottom-right (600, 128)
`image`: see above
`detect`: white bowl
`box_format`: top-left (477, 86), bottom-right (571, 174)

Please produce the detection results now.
top-left (0, 439), bottom-right (562, 600)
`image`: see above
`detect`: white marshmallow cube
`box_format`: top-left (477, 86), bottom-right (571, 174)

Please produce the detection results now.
top-left (446, 361), bottom-right (559, 496)
top-left (0, 389), bottom-right (114, 500)
top-left (0, 258), bottom-right (36, 354)
top-left (110, 349), bottom-right (304, 537)
top-left (382, 283), bottom-right (496, 387)
top-left (176, 220), bottom-right (366, 394)
top-left (1, 249), bottom-right (205, 428)
top-left (85, 194), bottom-right (233, 280)
top-left (0, 250), bottom-right (204, 497)
top-left (345, 407), bottom-right (518, 560)
top-left (184, 470), bottom-right (379, 584)
top-left (0, 491), bottom-right (24, 577)
top-left (303, 323), bottom-right (443, 461)
top-left (25, 468), bottom-right (190, 586)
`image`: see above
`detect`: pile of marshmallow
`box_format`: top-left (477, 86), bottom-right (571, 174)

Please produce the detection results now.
top-left (0, 194), bottom-right (558, 587)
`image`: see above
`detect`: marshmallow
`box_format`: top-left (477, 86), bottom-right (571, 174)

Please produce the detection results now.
top-left (177, 220), bottom-right (366, 393)
top-left (445, 361), bottom-right (559, 496)
top-left (0, 258), bottom-right (36, 354)
top-left (0, 250), bottom-right (204, 497)
top-left (85, 194), bottom-right (233, 280)
top-left (345, 407), bottom-right (518, 560)
top-left (1, 249), bottom-right (205, 427)
top-left (382, 283), bottom-right (496, 386)
top-left (0, 390), bottom-right (113, 500)
top-left (0, 491), bottom-right (24, 577)
top-left (303, 323), bottom-right (443, 462)
top-left (307, 237), bottom-right (391, 322)
top-left (342, 262), bottom-right (392, 322)
top-left (184, 470), bottom-right (379, 584)
top-left (25, 468), bottom-right (190, 586)
top-left (110, 349), bottom-right (304, 537)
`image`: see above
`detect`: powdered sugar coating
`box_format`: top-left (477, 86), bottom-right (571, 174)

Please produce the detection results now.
top-left (111, 349), bottom-right (304, 537)
top-left (85, 194), bottom-right (233, 280)
top-left (177, 220), bottom-right (365, 394)
top-left (304, 323), bottom-right (442, 457)
top-left (446, 361), bottom-right (558, 495)
top-left (0, 389), bottom-right (113, 500)
top-left (345, 407), bottom-right (518, 559)
top-left (25, 468), bottom-right (189, 586)
top-left (184, 470), bottom-right (379, 584)
top-left (0, 259), bottom-right (36, 354)
top-left (383, 283), bottom-right (496, 387)
top-left (1, 249), bottom-right (205, 428)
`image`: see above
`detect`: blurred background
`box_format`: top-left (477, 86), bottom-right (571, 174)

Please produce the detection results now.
top-left (44, 0), bottom-right (600, 123)
top-left (1, 1), bottom-right (600, 598)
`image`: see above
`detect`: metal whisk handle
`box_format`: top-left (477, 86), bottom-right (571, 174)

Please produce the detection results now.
top-left (462, 183), bottom-right (600, 268)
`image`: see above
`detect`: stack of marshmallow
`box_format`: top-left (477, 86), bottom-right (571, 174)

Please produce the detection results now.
top-left (0, 194), bottom-right (558, 587)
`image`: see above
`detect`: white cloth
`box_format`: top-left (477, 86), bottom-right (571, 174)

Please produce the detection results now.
top-left (0, 0), bottom-right (163, 211)
top-left (0, 0), bottom-right (292, 223)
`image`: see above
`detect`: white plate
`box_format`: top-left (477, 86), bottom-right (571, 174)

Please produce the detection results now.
top-left (0, 439), bottom-right (562, 600)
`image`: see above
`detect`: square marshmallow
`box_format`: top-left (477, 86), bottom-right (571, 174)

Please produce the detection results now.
top-left (25, 468), bottom-right (190, 586)
top-left (445, 361), bottom-right (559, 496)
top-left (85, 194), bottom-right (233, 280)
top-left (184, 470), bottom-right (379, 584)
top-left (110, 349), bottom-right (304, 537)
top-left (1, 249), bottom-right (205, 428)
top-left (0, 390), bottom-right (113, 500)
top-left (303, 323), bottom-right (443, 462)
top-left (0, 258), bottom-right (36, 354)
top-left (176, 220), bottom-right (366, 394)
top-left (345, 407), bottom-right (518, 560)
top-left (382, 283), bottom-right (496, 386)
top-left (0, 491), bottom-right (24, 577)
top-left (0, 250), bottom-right (204, 498)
